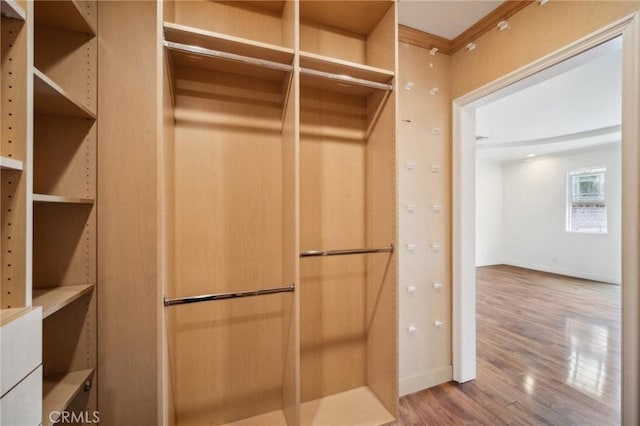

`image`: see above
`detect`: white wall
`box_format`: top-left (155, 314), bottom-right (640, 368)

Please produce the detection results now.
top-left (476, 159), bottom-right (504, 266)
top-left (476, 145), bottom-right (621, 284)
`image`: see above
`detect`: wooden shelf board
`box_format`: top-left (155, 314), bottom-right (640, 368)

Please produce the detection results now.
top-left (300, 51), bottom-right (394, 84)
top-left (43, 369), bottom-right (94, 426)
top-left (34, 68), bottom-right (97, 120)
top-left (300, 1), bottom-right (393, 36)
top-left (33, 284), bottom-right (94, 319)
top-left (33, 193), bottom-right (95, 204)
top-left (221, 409), bottom-right (287, 426)
top-left (164, 22), bottom-right (294, 65)
top-left (1, 0), bottom-right (26, 20)
top-left (300, 386), bottom-right (395, 426)
top-left (0, 156), bottom-right (23, 171)
top-left (34, 0), bottom-right (96, 35)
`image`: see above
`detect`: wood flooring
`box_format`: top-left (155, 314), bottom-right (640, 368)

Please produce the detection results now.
top-left (397, 265), bottom-right (621, 426)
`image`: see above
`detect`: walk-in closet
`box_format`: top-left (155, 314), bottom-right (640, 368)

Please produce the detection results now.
top-left (160, 1), bottom-right (398, 424)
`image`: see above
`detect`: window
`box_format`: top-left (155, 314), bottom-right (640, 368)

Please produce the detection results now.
top-left (567, 167), bottom-right (607, 233)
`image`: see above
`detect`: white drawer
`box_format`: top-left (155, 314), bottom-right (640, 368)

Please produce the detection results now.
top-left (0, 365), bottom-right (42, 426)
top-left (0, 307), bottom-right (42, 396)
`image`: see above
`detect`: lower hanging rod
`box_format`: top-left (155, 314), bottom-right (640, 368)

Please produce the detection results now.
top-left (300, 67), bottom-right (393, 91)
top-left (300, 245), bottom-right (394, 258)
top-left (163, 284), bottom-right (295, 307)
top-left (164, 40), bottom-right (294, 73)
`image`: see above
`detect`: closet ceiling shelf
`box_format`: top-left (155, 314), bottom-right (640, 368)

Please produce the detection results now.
top-left (163, 22), bottom-right (294, 65)
top-left (164, 40), bottom-right (293, 73)
top-left (164, 284), bottom-right (295, 307)
top-left (300, 245), bottom-right (394, 257)
top-left (300, 67), bottom-right (393, 92)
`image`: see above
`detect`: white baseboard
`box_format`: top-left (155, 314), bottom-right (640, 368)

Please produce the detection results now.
top-left (476, 258), bottom-right (504, 267)
top-left (503, 259), bottom-right (621, 285)
top-left (399, 365), bottom-right (453, 397)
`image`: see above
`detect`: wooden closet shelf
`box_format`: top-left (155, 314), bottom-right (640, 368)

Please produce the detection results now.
top-left (300, 52), bottom-right (393, 96)
top-left (0, 156), bottom-right (24, 171)
top-left (1, 0), bottom-right (26, 21)
top-left (33, 284), bottom-right (94, 319)
top-left (33, 194), bottom-right (95, 204)
top-left (300, 386), bottom-right (395, 426)
top-left (34, 68), bottom-right (97, 120)
top-left (301, 51), bottom-right (394, 84)
top-left (43, 369), bottom-right (95, 426)
top-left (220, 409), bottom-right (287, 426)
top-left (164, 22), bottom-right (294, 66)
top-left (34, 0), bottom-right (96, 35)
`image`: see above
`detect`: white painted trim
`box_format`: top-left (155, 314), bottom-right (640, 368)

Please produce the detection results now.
top-left (399, 366), bottom-right (453, 397)
top-left (621, 13), bottom-right (640, 425)
top-left (452, 13), bottom-right (639, 425)
top-left (452, 105), bottom-right (476, 383)
top-left (502, 260), bottom-right (621, 285)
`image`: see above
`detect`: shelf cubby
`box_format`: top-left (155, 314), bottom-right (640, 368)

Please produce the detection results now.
top-left (164, 22), bottom-right (293, 82)
top-left (33, 68), bottom-right (96, 120)
top-left (33, 284), bottom-right (94, 319)
top-left (299, 0), bottom-right (395, 71)
top-left (165, 0), bottom-right (294, 51)
top-left (42, 369), bottom-right (95, 426)
top-left (34, 0), bottom-right (96, 35)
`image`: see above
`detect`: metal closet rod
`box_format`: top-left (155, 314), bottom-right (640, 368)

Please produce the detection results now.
top-left (300, 244), bottom-right (394, 258)
top-left (163, 284), bottom-right (295, 307)
top-left (163, 40), bottom-right (294, 73)
top-left (300, 67), bottom-right (393, 91)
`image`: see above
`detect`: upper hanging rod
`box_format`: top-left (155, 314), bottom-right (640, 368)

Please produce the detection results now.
top-left (164, 40), bottom-right (294, 73)
top-left (300, 245), bottom-right (394, 258)
top-left (300, 67), bottom-right (393, 91)
top-left (163, 284), bottom-right (295, 307)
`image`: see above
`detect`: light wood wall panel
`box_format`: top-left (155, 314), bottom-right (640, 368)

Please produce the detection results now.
top-left (451, 1), bottom-right (640, 98)
top-left (167, 63), bottom-right (293, 425)
top-left (299, 87), bottom-right (368, 402)
top-left (299, 23), bottom-right (366, 64)
top-left (97, 1), bottom-right (161, 424)
top-left (173, 1), bottom-right (285, 47)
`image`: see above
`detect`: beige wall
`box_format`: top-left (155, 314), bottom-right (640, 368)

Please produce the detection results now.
top-left (451, 0), bottom-right (640, 98)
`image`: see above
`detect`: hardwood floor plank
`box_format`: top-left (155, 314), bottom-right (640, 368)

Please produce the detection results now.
top-left (398, 265), bottom-right (620, 425)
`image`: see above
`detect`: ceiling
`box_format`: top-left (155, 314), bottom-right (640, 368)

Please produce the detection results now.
top-left (398, 0), bottom-right (505, 40)
top-left (475, 37), bottom-right (622, 162)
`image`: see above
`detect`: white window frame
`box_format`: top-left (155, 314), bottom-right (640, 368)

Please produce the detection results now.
top-left (566, 166), bottom-right (607, 234)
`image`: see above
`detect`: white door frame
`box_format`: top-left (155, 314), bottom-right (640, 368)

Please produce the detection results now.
top-left (452, 13), bottom-right (640, 424)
